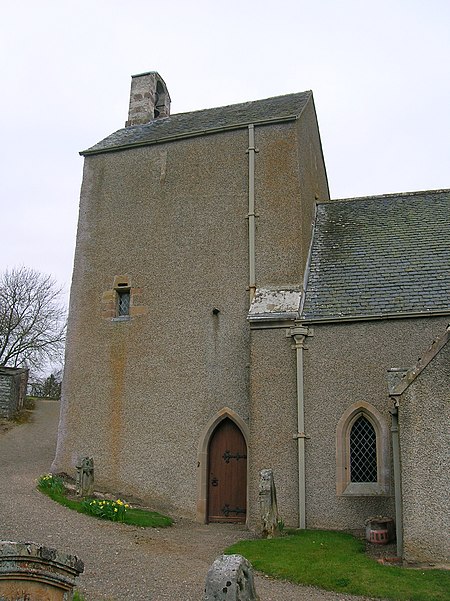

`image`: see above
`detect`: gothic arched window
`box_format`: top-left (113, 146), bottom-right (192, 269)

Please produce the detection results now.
top-left (336, 402), bottom-right (389, 496)
top-left (350, 415), bottom-right (377, 483)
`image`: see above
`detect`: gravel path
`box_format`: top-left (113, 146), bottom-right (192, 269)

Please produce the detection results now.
top-left (0, 399), bottom-right (381, 601)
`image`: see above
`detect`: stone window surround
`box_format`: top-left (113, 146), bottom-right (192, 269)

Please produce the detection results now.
top-left (101, 275), bottom-right (148, 321)
top-left (336, 401), bottom-right (390, 496)
top-left (116, 283), bottom-right (131, 318)
top-left (113, 276), bottom-right (132, 320)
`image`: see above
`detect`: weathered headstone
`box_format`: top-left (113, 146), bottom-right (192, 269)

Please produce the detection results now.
top-left (204, 554), bottom-right (259, 601)
top-left (259, 468), bottom-right (280, 538)
top-left (0, 541), bottom-right (84, 600)
top-left (75, 456), bottom-right (94, 497)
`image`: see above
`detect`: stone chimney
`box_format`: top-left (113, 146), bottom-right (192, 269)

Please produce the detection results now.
top-left (125, 71), bottom-right (171, 127)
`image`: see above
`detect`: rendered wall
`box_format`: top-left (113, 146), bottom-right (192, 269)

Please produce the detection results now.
top-left (248, 328), bottom-right (299, 527)
top-left (54, 102), bottom-right (327, 519)
top-left (255, 99), bottom-right (329, 285)
top-left (55, 129), bottom-right (250, 515)
top-left (304, 317), bottom-right (449, 531)
top-left (249, 316), bottom-right (448, 530)
top-left (399, 342), bottom-right (450, 564)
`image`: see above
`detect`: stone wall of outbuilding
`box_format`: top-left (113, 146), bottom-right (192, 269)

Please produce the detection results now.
top-left (0, 367), bottom-right (28, 419)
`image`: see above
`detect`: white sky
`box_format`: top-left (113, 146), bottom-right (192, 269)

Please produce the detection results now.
top-left (1, 0), bottom-right (449, 304)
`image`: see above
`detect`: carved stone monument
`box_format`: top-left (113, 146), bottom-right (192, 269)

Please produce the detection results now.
top-left (259, 468), bottom-right (281, 538)
top-left (75, 456), bottom-right (94, 497)
top-left (204, 554), bottom-right (259, 601)
top-left (0, 541), bottom-right (84, 600)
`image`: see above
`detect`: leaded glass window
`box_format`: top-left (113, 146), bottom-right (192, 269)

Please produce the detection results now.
top-left (117, 289), bottom-right (130, 316)
top-left (350, 415), bottom-right (377, 483)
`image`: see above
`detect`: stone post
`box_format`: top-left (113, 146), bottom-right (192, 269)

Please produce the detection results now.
top-left (0, 541), bottom-right (84, 601)
top-left (259, 468), bottom-right (281, 538)
top-left (75, 456), bottom-right (94, 497)
top-left (204, 554), bottom-right (259, 601)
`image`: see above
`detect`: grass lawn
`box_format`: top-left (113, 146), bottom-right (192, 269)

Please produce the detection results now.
top-left (226, 530), bottom-right (449, 601)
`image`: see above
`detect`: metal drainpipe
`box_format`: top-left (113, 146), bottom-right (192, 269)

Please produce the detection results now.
top-left (247, 124), bottom-right (258, 302)
top-left (291, 326), bottom-right (310, 529)
top-left (389, 405), bottom-right (403, 558)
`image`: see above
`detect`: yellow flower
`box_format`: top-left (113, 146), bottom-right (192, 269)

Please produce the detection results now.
top-left (114, 508), bottom-right (118, 512)
top-left (125, 504), bottom-right (129, 508)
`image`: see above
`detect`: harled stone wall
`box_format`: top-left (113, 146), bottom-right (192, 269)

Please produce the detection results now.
top-left (53, 99), bottom-right (328, 520)
top-left (248, 327), bottom-right (298, 528)
top-left (249, 316), bottom-right (448, 531)
top-left (399, 340), bottom-right (450, 564)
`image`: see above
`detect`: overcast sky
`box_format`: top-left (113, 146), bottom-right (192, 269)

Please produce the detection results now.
top-left (1, 0), bottom-right (449, 304)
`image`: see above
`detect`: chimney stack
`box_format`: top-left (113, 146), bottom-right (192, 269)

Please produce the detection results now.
top-left (125, 72), bottom-right (171, 127)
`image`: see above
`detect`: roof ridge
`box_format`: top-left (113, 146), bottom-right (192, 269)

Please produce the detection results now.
top-left (319, 188), bottom-right (450, 205)
top-left (164, 91), bottom-right (312, 120)
top-left (81, 91), bottom-right (313, 156)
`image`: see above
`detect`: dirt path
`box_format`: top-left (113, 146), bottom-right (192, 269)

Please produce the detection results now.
top-left (0, 400), bottom-right (379, 600)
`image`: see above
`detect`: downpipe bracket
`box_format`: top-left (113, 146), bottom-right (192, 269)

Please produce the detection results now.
top-left (293, 432), bottom-right (310, 440)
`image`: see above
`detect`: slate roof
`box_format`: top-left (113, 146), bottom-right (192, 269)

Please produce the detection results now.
top-left (81, 92), bottom-right (311, 155)
top-left (301, 189), bottom-right (450, 321)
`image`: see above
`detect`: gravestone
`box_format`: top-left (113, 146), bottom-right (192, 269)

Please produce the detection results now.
top-left (204, 554), bottom-right (259, 601)
top-left (75, 456), bottom-right (94, 497)
top-left (0, 541), bottom-right (84, 600)
top-left (259, 468), bottom-right (281, 538)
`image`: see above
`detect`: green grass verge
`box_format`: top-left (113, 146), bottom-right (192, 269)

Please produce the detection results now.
top-left (226, 530), bottom-right (449, 601)
top-left (37, 475), bottom-right (172, 528)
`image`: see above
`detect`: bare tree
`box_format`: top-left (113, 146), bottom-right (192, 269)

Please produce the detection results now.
top-left (0, 267), bottom-right (66, 370)
top-left (30, 369), bottom-right (63, 399)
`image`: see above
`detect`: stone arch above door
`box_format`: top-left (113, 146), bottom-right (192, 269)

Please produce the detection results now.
top-left (196, 408), bottom-right (249, 523)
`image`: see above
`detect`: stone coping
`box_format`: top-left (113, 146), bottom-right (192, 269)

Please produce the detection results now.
top-left (0, 541), bottom-right (84, 585)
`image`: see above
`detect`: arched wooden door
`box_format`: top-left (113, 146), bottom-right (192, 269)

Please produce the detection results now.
top-left (207, 418), bottom-right (247, 523)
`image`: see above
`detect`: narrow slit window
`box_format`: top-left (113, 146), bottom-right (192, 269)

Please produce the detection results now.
top-left (350, 415), bottom-right (377, 482)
